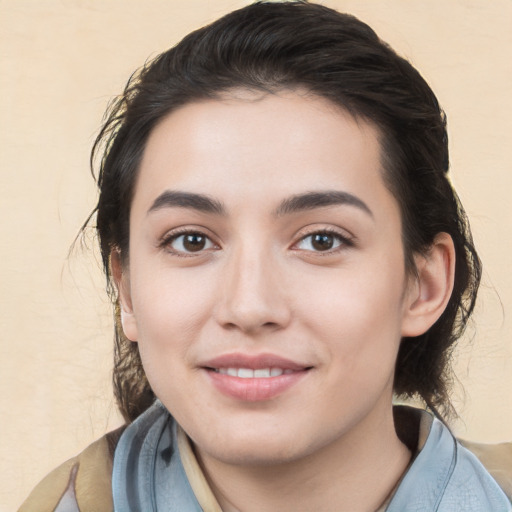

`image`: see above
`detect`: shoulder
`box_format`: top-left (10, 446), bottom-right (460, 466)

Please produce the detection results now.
top-left (389, 407), bottom-right (512, 511)
top-left (438, 438), bottom-right (512, 510)
top-left (18, 427), bottom-right (124, 512)
top-left (461, 439), bottom-right (512, 502)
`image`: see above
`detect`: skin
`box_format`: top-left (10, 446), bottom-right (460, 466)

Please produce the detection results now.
top-left (115, 90), bottom-right (454, 511)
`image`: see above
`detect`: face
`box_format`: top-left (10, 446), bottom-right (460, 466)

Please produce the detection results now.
top-left (118, 90), bottom-right (418, 467)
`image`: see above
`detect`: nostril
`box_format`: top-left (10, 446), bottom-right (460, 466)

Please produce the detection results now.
top-left (222, 321), bottom-right (281, 332)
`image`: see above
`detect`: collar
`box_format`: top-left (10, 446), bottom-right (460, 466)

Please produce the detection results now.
top-left (177, 425), bottom-right (223, 511)
top-left (112, 402), bottom-right (510, 511)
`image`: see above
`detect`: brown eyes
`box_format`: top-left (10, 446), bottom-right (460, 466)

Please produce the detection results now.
top-left (294, 231), bottom-right (351, 252)
top-left (180, 233), bottom-right (210, 252)
top-left (164, 232), bottom-right (217, 254)
top-left (310, 233), bottom-right (339, 251)
top-left (160, 230), bottom-right (354, 256)
top-left (162, 229), bottom-right (352, 256)
top-left (314, 234), bottom-right (336, 251)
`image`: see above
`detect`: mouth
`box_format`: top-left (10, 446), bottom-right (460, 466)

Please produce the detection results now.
top-left (209, 367), bottom-right (298, 378)
top-left (200, 353), bottom-right (312, 401)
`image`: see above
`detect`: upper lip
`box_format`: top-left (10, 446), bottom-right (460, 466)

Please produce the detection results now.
top-left (200, 352), bottom-right (311, 371)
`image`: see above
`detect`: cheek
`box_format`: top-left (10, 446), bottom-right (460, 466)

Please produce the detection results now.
top-left (303, 256), bottom-right (405, 326)
top-left (299, 254), bottom-right (406, 371)
top-left (129, 264), bottom-right (218, 376)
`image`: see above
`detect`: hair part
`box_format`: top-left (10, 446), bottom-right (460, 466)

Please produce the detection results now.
top-left (89, 1), bottom-right (481, 423)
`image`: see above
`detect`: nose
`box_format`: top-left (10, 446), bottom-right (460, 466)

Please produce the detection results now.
top-left (213, 245), bottom-right (292, 334)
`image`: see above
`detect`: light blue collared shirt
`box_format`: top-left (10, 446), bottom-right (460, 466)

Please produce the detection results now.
top-left (112, 401), bottom-right (511, 511)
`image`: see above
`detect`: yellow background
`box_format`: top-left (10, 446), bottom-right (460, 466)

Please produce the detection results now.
top-left (1, 1), bottom-right (511, 509)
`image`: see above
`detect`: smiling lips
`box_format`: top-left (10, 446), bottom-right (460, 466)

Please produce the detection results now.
top-left (215, 367), bottom-right (295, 378)
top-left (202, 353), bottom-right (311, 401)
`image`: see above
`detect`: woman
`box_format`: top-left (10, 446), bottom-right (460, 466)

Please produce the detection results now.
top-left (20, 2), bottom-right (511, 511)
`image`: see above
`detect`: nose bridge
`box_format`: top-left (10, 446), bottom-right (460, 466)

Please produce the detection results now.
top-left (217, 238), bottom-right (289, 332)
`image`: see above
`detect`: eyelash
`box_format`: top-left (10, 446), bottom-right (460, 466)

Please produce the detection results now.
top-left (159, 228), bottom-right (219, 257)
top-left (292, 228), bottom-right (354, 255)
top-left (159, 227), bottom-right (354, 257)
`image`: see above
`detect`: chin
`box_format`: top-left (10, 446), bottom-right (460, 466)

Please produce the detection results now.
top-left (200, 438), bottom-right (306, 467)
top-left (190, 421), bottom-right (324, 468)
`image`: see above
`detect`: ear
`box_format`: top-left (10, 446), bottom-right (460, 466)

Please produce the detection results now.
top-left (401, 233), bottom-right (456, 337)
top-left (111, 249), bottom-right (139, 342)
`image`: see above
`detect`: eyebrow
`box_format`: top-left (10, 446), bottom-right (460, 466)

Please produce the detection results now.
top-left (148, 191), bottom-right (226, 215)
top-left (274, 191), bottom-right (373, 218)
top-left (147, 189), bottom-right (372, 218)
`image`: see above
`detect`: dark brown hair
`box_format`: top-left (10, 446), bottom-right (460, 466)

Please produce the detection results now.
top-left (89, 1), bottom-right (481, 422)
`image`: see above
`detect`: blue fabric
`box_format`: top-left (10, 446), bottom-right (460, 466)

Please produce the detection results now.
top-left (387, 414), bottom-right (511, 511)
top-left (112, 401), bottom-right (511, 511)
top-left (112, 402), bottom-right (202, 512)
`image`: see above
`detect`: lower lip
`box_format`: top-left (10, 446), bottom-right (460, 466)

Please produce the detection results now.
top-left (205, 369), bottom-right (309, 401)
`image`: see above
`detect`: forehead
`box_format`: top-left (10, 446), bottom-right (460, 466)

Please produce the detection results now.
top-left (133, 91), bottom-right (393, 217)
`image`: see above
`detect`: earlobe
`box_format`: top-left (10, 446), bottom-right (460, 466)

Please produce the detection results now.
top-left (110, 249), bottom-right (139, 342)
top-left (401, 233), bottom-right (456, 337)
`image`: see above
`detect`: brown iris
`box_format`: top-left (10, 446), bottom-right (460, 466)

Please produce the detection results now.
top-left (183, 234), bottom-right (207, 252)
top-left (311, 233), bottom-right (336, 251)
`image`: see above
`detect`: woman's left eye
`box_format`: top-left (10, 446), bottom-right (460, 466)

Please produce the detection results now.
top-left (295, 231), bottom-right (350, 252)
top-left (165, 232), bottom-right (216, 254)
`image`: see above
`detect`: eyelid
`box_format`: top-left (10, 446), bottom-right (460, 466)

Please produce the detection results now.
top-left (158, 226), bottom-right (221, 256)
top-left (291, 226), bottom-right (355, 253)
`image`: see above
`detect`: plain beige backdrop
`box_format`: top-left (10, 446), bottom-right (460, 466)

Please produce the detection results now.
top-left (1, 0), bottom-right (511, 509)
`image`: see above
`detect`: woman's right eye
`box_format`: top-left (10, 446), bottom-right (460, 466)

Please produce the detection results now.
top-left (164, 232), bottom-right (217, 255)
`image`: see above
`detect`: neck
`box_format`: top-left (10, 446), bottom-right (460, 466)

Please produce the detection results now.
top-left (196, 405), bottom-right (412, 512)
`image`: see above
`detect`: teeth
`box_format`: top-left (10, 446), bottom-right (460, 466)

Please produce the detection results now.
top-left (215, 367), bottom-right (290, 378)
